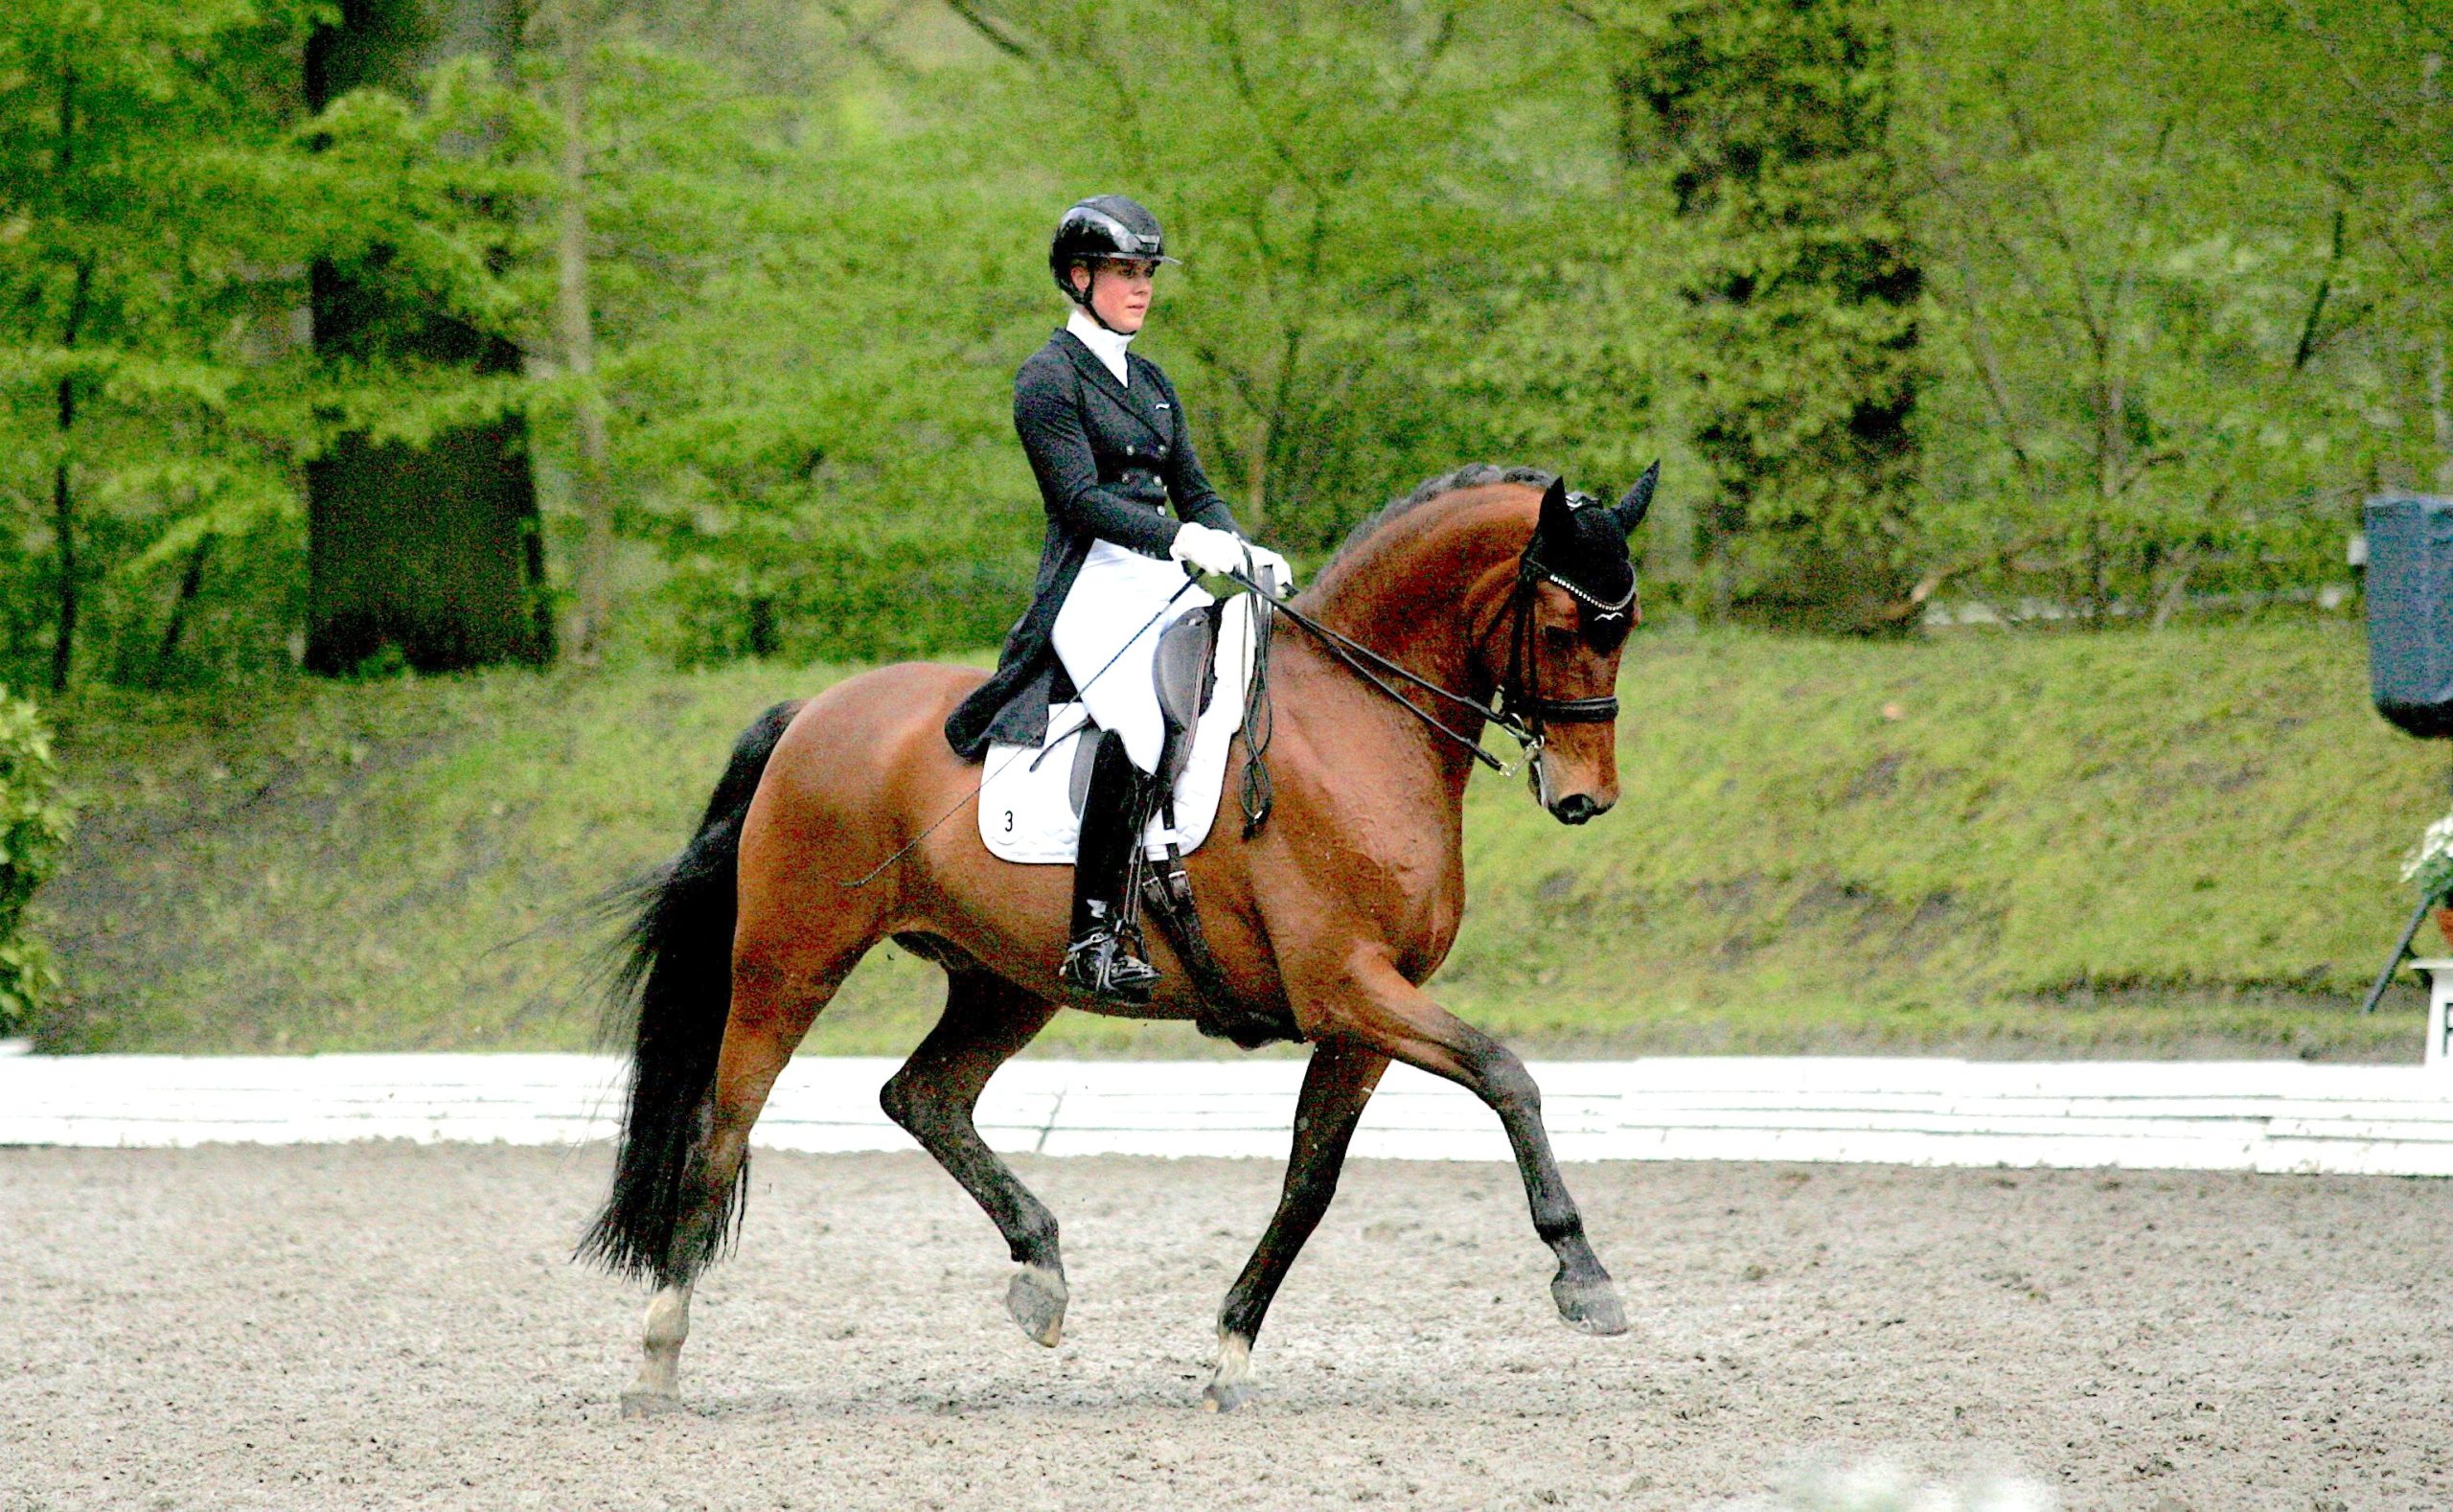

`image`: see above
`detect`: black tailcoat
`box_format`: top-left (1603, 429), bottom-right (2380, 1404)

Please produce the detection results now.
top-left (945, 329), bottom-right (1242, 759)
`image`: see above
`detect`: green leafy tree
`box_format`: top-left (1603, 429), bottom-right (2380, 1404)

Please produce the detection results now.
top-left (0, 688), bottom-right (71, 1037)
top-left (0, 0), bottom-right (324, 690)
top-left (942, 0), bottom-right (1646, 553)
top-left (555, 33), bottom-right (1049, 660)
top-left (1593, 0), bottom-right (1924, 632)
top-left (301, 0), bottom-right (556, 675)
top-left (1896, 0), bottom-right (2422, 622)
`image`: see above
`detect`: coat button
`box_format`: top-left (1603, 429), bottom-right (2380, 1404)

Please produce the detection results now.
top-left (1124, 445), bottom-right (1136, 456)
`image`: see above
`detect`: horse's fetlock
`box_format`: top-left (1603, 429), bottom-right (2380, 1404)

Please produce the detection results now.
top-left (642, 1286), bottom-right (693, 1348)
top-left (1218, 1294), bottom-right (1266, 1340)
top-left (1534, 1213), bottom-right (1585, 1249)
top-left (1016, 1212), bottom-right (1060, 1259)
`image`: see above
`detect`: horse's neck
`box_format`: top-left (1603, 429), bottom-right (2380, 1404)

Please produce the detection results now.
top-left (1300, 496), bottom-right (1528, 701)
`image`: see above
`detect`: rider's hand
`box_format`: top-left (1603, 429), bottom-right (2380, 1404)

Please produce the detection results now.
top-left (1244, 544), bottom-right (1295, 597)
top-left (1169, 521), bottom-right (1249, 578)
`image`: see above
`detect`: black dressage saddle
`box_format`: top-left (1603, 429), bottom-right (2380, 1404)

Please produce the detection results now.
top-left (1058, 598), bottom-right (1288, 1047)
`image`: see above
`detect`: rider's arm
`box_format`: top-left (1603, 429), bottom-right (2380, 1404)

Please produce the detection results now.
top-left (1014, 357), bottom-right (1181, 557)
top-left (1152, 371), bottom-right (1243, 538)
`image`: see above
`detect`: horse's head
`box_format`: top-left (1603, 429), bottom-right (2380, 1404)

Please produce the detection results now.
top-left (1494, 464), bottom-right (1655, 825)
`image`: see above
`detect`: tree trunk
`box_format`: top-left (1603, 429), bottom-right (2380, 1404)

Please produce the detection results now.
top-left (555, 0), bottom-right (616, 663)
top-left (49, 68), bottom-right (89, 696)
top-left (2431, 332), bottom-right (2453, 493)
top-left (152, 536), bottom-right (214, 683)
top-left (303, 0), bottom-right (552, 676)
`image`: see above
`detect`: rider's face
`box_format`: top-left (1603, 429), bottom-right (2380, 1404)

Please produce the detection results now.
top-left (1070, 259), bottom-right (1157, 332)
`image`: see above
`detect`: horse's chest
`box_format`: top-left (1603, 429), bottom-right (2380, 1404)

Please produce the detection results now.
top-left (1340, 833), bottom-right (1465, 959)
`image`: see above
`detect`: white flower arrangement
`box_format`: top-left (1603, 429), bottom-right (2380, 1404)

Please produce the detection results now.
top-left (2402, 811), bottom-right (2453, 904)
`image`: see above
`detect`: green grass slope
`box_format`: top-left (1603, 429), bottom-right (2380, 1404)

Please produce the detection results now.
top-left (30, 621), bottom-right (2442, 1058)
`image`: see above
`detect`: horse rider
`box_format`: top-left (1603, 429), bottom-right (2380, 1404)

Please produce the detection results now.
top-left (944, 195), bottom-right (1292, 1004)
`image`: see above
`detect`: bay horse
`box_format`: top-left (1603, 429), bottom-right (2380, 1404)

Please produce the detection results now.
top-left (583, 464), bottom-right (1655, 1414)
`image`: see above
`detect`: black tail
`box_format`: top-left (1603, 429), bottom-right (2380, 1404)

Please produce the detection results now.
top-left (578, 699), bottom-right (804, 1286)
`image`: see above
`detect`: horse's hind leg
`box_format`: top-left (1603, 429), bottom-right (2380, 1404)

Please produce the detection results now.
top-left (1205, 1040), bottom-right (1387, 1411)
top-left (625, 927), bottom-right (870, 1414)
top-left (879, 968), bottom-right (1066, 1344)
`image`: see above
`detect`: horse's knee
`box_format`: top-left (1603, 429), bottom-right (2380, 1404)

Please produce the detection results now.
top-left (1534, 1209), bottom-right (1587, 1249)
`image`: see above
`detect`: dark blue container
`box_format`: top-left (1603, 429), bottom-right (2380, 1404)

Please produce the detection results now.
top-left (2366, 493), bottom-right (2453, 739)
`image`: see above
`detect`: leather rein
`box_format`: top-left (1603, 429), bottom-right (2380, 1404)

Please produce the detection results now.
top-left (1229, 549), bottom-right (1627, 781)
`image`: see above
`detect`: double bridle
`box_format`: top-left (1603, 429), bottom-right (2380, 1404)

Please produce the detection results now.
top-left (1490, 551), bottom-right (1632, 735)
top-left (1233, 540), bottom-right (1629, 784)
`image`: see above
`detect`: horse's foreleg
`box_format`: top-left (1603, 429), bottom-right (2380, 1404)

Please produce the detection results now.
top-left (879, 969), bottom-right (1067, 1344)
top-left (1322, 954), bottom-right (1626, 1337)
top-left (1205, 1039), bottom-right (1387, 1412)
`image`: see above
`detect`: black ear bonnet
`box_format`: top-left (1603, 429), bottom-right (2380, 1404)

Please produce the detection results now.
top-left (1525, 463), bottom-right (1656, 650)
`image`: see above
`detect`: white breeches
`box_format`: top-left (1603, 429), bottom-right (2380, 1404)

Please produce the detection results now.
top-left (1050, 539), bottom-right (1213, 773)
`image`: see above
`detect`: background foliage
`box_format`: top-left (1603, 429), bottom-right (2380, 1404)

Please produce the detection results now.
top-left (0, 687), bottom-right (70, 1036)
top-left (7, 0), bottom-right (2452, 1049)
top-left (7, 0), bottom-right (2442, 684)
top-left (31, 621), bottom-right (2436, 1056)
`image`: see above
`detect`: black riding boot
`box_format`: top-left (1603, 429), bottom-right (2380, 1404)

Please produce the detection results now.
top-left (1060, 729), bottom-right (1162, 1004)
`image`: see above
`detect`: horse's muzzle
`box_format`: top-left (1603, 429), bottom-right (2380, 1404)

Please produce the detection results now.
top-left (1547, 792), bottom-right (1611, 825)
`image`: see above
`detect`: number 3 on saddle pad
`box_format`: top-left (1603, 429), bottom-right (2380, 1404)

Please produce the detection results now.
top-left (978, 595), bottom-right (1259, 865)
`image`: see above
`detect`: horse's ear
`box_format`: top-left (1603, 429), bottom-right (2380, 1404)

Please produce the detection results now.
top-left (1537, 475), bottom-right (1573, 538)
top-left (1612, 461), bottom-right (1660, 535)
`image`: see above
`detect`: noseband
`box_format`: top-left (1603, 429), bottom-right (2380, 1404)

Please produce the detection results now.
top-left (1489, 554), bottom-right (1630, 738)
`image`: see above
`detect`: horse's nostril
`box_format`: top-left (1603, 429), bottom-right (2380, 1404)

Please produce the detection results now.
top-left (1552, 793), bottom-right (1596, 825)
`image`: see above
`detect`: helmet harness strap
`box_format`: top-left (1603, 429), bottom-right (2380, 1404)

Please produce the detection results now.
top-left (1067, 262), bottom-right (1128, 334)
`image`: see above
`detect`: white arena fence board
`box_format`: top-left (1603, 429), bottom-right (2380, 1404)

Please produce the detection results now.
top-left (0, 1052), bottom-right (2448, 1175)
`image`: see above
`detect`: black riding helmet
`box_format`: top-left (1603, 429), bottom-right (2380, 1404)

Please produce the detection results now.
top-left (1048, 195), bottom-right (1181, 328)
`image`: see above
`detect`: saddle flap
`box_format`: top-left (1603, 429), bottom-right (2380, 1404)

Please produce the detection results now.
top-left (1067, 722), bottom-right (1102, 817)
top-left (1152, 601), bottom-right (1222, 735)
top-left (979, 598), bottom-right (1255, 867)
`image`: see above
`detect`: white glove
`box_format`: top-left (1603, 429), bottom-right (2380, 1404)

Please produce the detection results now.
top-left (1243, 544), bottom-right (1295, 597)
top-left (1169, 521), bottom-right (1249, 578)
top-left (1169, 522), bottom-right (1296, 596)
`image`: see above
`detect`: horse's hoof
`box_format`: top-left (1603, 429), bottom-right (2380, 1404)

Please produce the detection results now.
top-left (1203, 1329), bottom-right (1253, 1410)
top-left (1551, 1275), bottom-right (1628, 1336)
top-left (1006, 1263), bottom-right (1068, 1347)
top-left (620, 1390), bottom-right (688, 1420)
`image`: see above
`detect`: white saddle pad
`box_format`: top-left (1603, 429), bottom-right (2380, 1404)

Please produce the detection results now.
top-left (979, 595), bottom-right (1259, 865)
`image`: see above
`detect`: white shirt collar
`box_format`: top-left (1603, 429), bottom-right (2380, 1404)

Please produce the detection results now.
top-left (1066, 308), bottom-right (1133, 387)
